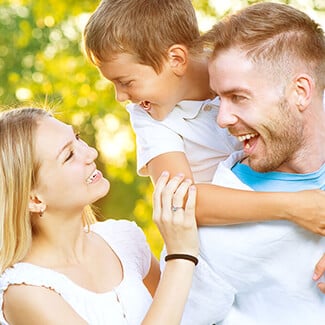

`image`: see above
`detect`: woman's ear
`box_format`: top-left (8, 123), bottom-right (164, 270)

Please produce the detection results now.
top-left (167, 44), bottom-right (188, 76)
top-left (29, 195), bottom-right (46, 216)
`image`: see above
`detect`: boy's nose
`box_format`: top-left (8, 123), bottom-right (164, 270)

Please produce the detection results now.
top-left (115, 87), bottom-right (129, 103)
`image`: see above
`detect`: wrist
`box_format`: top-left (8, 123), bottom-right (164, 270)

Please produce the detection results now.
top-left (279, 192), bottom-right (298, 222)
top-left (165, 253), bottom-right (199, 266)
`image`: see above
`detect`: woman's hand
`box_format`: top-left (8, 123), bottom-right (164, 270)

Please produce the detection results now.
top-left (153, 171), bottom-right (198, 257)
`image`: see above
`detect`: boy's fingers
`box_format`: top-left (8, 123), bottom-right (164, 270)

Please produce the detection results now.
top-left (313, 253), bottom-right (325, 281)
top-left (318, 282), bottom-right (325, 294)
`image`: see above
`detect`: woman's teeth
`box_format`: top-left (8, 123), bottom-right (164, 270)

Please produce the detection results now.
top-left (86, 170), bottom-right (99, 184)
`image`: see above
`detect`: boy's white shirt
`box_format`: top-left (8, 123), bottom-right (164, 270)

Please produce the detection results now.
top-left (126, 97), bottom-right (241, 184)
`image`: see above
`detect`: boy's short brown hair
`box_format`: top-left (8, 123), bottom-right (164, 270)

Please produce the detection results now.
top-left (84, 0), bottom-right (202, 72)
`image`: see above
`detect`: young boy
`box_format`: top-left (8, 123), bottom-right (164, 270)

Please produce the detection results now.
top-left (83, 0), bottom-right (325, 231)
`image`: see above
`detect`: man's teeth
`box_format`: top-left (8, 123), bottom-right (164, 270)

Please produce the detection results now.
top-left (237, 133), bottom-right (257, 142)
top-left (86, 170), bottom-right (98, 184)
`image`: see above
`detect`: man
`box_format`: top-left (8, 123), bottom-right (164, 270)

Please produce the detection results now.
top-left (181, 3), bottom-right (325, 325)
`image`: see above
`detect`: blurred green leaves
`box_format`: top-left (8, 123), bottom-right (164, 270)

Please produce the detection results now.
top-left (0, 0), bottom-right (323, 257)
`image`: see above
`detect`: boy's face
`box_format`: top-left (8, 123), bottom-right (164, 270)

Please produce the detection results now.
top-left (98, 53), bottom-right (183, 120)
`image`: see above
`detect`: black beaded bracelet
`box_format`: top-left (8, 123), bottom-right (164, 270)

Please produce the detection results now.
top-left (165, 254), bottom-right (199, 266)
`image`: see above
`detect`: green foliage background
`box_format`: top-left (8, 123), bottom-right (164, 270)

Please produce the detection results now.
top-left (1, 0), bottom-right (323, 257)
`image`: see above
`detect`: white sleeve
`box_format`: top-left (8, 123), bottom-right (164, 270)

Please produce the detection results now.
top-left (126, 103), bottom-right (185, 176)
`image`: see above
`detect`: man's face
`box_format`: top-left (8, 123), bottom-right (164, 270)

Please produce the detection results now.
top-left (209, 48), bottom-right (304, 173)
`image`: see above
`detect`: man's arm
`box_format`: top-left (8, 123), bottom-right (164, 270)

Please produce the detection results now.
top-left (148, 152), bottom-right (325, 235)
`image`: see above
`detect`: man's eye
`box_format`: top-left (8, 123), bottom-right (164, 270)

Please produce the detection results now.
top-left (232, 95), bottom-right (246, 103)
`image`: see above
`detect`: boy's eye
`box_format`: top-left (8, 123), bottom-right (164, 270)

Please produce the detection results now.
top-left (119, 80), bottom-right (133, 87)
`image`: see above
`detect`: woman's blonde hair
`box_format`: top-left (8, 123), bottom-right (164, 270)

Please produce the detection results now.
top-left (0, 107), bottom-right (96, 273)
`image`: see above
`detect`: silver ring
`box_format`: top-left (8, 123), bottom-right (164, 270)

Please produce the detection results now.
top-left (171, 206), bottom-right (183, 212)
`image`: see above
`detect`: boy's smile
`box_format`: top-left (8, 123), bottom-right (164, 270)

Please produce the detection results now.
top-left (98, 53), bottom-right (186, 120)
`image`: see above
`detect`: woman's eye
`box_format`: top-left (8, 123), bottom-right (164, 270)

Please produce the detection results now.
top-left (64, 150), bottom-right (74, 162)
top-left (75, 132), bottom-right (80, 140)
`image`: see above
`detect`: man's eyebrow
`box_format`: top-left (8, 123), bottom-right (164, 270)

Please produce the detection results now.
top-left (56, 126), bottom-right (74, 159)
top-left (218, 87), bottom-right (252, 96)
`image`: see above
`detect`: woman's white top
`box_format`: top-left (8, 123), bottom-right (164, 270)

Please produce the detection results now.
top-left (0, 220), bottom-right (153, 325)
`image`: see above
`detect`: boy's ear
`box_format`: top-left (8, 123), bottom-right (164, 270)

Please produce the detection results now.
top-left (167, 44), bottom-right (188, 76)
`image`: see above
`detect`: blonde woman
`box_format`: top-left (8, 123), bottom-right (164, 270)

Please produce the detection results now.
top-left (0, 107), bottom-right (198, 325)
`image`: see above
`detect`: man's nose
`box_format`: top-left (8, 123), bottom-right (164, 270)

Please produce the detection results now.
top-left (216, 102), bottom-right (238, 129)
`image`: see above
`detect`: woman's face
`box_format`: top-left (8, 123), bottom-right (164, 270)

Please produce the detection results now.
top-left (33, 116), bottom-right (110, 214)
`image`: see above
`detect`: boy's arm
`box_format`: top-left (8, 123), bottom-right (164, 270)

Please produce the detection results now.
top-left (147, 152), bottom-right (325, 235)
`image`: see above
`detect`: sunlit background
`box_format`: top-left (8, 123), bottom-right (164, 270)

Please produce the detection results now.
top-left (1, 0), bottom-right (324, 256)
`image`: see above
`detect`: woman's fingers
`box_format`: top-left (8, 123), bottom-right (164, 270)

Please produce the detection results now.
top-left (153, 171), bottom-right (199, 256)
top-left (160, 173), bottom-right (186, 221)
top-left (184, 185), bottom-right (197, 228)
top-left (152, 171), bottom-right (170, 223)
top-left (169, 178), bottom-right (193, 225)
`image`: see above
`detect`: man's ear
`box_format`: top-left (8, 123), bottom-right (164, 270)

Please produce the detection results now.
top-left (167, 44), bottom-right (188, 76)
top-left (29, 195), bottom-right (46, 214)
top-left (293, 73), bottom-right (314, 111)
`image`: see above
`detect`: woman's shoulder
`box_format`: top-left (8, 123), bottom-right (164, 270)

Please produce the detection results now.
top-left (0, 262), bottom-right (73, 324)
top-left (0, 262), bottom-right (68, 293)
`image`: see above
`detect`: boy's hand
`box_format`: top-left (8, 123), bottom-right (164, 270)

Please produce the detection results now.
top-left (313, 253), bottom-right (325, 293)
top-left (290, 190), bottom-right (325, 235)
